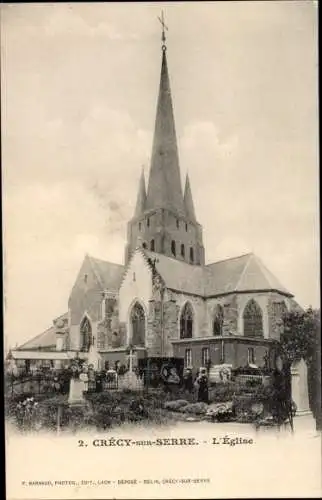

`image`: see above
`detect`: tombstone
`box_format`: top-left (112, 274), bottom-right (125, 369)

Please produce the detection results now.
top-left (68, 378), bottom-right (86, 406)
top-left (291, 358), bottom-right (312, 416)
top-left (118, 371), bottom-right (143, 391)
top-left (87, 344), bottom-right (102, 371)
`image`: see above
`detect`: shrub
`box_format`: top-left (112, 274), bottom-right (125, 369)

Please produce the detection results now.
top-left (164, 400), bottom-right (189, 411)
top-left (180, 402), bottom-right (208, 415)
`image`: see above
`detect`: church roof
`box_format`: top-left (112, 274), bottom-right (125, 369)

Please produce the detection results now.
top-left (205, 253), bottom-right (291, 296)
top-left (17, 312), bottom-right (68, 351)
top-left (145, 47), bottom-right (185, 216)
top-left (88, 255), bottom-right (124, 291)
top-left (142, 249), bottom-right (292, 298)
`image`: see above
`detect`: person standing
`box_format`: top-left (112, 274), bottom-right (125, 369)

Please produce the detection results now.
top-left (197, 369), bottom-right (209, 404)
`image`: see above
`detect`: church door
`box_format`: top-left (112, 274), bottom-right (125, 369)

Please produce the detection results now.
top-left (130, 302), bottom-right (145, 347)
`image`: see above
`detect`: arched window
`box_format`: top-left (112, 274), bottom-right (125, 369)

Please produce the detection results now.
top-left (213, 304), bottom-right (224, 336)
top-left (138, 222), bottom-right (141, 231)
top-left (171, 240), bottom-right (176, 257)
top-left (181, 243), bottom-right (185, 258)
top-left (176, 219), bottom-right (180, 229)
top-left (142, 241), bottom-right (147, 249)
top-left (80, 316), bottom-right (93, 351)
top-left (130, 302), bottom-right (145, 346)
top-left (150, 239), bottom-right (155, 251)
top-left (147, 217), bottom-right (150, 227)
top-left (180, 302), bottom-right (193, 339)
top-left (243, 299), bottom-right (263, 337)
top-left (189, 247), bottom-right (194, 263)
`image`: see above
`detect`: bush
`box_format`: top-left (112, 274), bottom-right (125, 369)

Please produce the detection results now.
top-left (164, 400), bottom-right (189, 411)
top-left (179, 402), bottom-right (208, 415)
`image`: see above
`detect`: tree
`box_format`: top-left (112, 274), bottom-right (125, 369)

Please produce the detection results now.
top-left (281, 307), bottom-right (319, 366)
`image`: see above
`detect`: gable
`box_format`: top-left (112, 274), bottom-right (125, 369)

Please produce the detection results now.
top-left (68, 255), bottom-right (105, 325)
top-left (119, 249), bottom-right (153, 323)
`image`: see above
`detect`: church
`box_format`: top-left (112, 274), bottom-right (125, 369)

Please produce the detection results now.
top-left (11, 25), bottom-right (301, 374)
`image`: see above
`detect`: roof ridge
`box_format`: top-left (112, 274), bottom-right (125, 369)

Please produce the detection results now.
top-left (206, 252), bottom-right (253, 267)
top-left (233, 253), bottom-right (254, 291)
top-left (87, 255), bottom-right (105, 289)
top-left (253, 254), bottom-right (289, 292)
top-left (88, 254), bottom-right (124, 268)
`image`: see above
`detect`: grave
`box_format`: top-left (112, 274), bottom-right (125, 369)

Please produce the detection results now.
top-left (118, 348), bottom-right (143, 391)
top-left (291, 358), bottom-right (312, 416)
top-left (68, 378), bottom-right (86, 406)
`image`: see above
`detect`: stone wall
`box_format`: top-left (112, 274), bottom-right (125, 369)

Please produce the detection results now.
top-left (206, 295), bottom-right (239, 336)
top-left (125, 208), bottom-right (205, 266)
top-left (118, 250), bottom-right (152, 345)
top-left (146, 300), bottom-right (162, 356)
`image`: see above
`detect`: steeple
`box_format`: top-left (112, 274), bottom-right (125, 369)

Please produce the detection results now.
top-left (134, 168), bottom-right (146, 218)
top-left (145, 29), bottom-right (185, 216)
top-left (124, 13), bottom-right (205, 267)
top-left (183, 173), bottom-right (197, 222)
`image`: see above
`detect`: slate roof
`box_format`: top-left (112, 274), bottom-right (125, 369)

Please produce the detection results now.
top-left (142, 250), bottom-right (292, 298)
top-left (145, 48), bottom-right (186, 216)
top-left (88, 255), bottom-right (124, 291)
top-left (17, 312), bottom-right (68, 351)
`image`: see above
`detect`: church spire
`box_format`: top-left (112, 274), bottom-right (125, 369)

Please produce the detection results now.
top-left (183, 173), bottom-right (197, 222)
top-left (145, 14), bottom-right (185, 216)
top-left (134, 168), bottom-right (146, 218)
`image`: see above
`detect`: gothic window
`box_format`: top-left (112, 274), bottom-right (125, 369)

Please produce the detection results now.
top-left (142, 241), bottom-right (147, 249)
top-left (80, 316), bottom-right (93, 351)
top-left (248, 347), bottom-right (255, 365)
top-left (150, 239), bottom-right (155, 251)
top-left (139, 222), bottom-right (142, 231)
top-left (180, 302), bottom-right (193, 339)
top-left (213, 304), bottom-right (224, 336)
top-left (181, 243), bottom-right (185, 258)
top-left (130, 302), bottom-right (145, 347)
top-left (147, 217), bottom-right (150, 227)
top-left (171, 240), bottom-right (176, 257)
top-left (176, 219), bottom-right (179, 229)
top-left (243, 299), bottom-right (263, 337)
top-left (202, 347), bottom-right (209, 367)
top-left (184, 348), bottom-right (192, 367)
top-left (189, 247), bottom-right (194, 263)
top-left (185, 223), bottom-right (188, 232)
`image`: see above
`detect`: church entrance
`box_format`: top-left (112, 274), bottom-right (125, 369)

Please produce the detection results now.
top-left (130, 302), bottom-right (145, 347)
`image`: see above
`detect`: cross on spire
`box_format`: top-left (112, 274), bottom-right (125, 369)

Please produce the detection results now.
top-left (158, 10), bottom-right (168, 50)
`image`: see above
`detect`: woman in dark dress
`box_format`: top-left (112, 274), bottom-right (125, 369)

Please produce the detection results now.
top-left (197, 370), bottom-right (209, 404)
top-left (183, 368), bottom-right (193, 393)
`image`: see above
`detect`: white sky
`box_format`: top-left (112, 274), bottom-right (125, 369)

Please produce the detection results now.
top-left (1, 2), bottom-right (319, 348)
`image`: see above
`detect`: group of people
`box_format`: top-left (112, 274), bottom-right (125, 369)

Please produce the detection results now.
top-left (183, 367), bottom-right (209, 403)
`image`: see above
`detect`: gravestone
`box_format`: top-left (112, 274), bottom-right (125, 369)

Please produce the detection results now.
top-left (87, 344), bottom-right (101, 371)
top-left (118, 371), bottom-right (144, 391)
top-left (68, 378), bottom-right (86, 406)
top-left (291, 358), bottom-right (311, 416)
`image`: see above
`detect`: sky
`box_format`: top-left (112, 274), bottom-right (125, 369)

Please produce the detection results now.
top-left (1, 2), bottom-right (319, 349)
